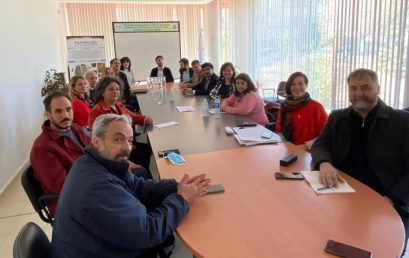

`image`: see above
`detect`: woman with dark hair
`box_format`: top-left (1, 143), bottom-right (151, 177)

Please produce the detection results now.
top-left (275, 72), bottom-right (327, 146)
top-left (221, 73), bottom-right (268, 125)
top-left (88, 77), bottom-right (152, 130)
top-left (69, 76), bottom-right (95, 127)
top-left (120, 56), bottom-right (136, 85)
top-left (210, 62), bottom-right (236, 99)
top-left (88, 77), bottom-right (153, 178)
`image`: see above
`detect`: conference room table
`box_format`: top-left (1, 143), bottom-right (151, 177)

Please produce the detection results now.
top-left (136, 83), bottom-right (254, 157)
top-left (136, 83), bottom-right (405, 258)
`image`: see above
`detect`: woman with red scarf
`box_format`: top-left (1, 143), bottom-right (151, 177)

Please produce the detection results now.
top-left (275, 72), bottom-right (327, 146)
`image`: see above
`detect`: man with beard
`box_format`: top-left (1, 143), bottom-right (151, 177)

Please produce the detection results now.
top-left (311, 68), bottom-right (409, 255)
top-left (51, 114), bottom-right (211, 258)
top-left (30, 91), bottom-right (91, 216)
top-left (85, 71), bottom-right (98, 102)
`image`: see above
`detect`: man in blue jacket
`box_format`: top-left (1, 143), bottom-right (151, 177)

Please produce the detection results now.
top-left (51, 114), bottom-right (211, 258)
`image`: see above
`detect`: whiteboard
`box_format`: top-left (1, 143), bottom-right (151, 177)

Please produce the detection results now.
top-left (113, 22), bottom-right (181, 82)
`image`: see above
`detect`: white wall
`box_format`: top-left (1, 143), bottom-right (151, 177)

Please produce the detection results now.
top-left (0, 0), bottom-right (63, 192)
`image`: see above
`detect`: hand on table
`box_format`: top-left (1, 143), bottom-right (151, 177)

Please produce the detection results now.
top-left (177, 174), bottom-right (211, 203)
top-left (144, 116), bottom-right (153, 125)
top-left (318, 162), bottom-right (345, 187)
top-left (183, 88), bottom-right (193, 95)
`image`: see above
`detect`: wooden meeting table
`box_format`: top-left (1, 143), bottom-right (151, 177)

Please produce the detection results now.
top-left (136, 84), bottom-right (405, 257)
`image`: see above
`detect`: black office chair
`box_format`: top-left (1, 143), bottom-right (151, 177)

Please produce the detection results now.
top-left (276, 81), bottom-right (287, 100)
top-left (13, 222), bottom-right (51, 258)
top-left (21, 166), bottom-right (58, 226)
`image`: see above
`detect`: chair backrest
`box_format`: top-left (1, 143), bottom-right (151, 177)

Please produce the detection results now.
top-left (21, 166), bottom-right (55, 225)
top-left (13, 222), bottom-right (50, 258)
top-left (276, 81), bottom-right (287, 98)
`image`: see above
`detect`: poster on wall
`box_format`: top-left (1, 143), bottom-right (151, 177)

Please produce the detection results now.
top-left (66, 36), bottom-right (106, 79)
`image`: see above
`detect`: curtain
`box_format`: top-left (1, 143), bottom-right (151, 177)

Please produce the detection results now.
top-left (226, 0), bottom-right (409, 109)
top-left (59, 3), bottom-right (205, 67)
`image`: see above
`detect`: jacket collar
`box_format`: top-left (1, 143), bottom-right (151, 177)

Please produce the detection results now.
top-left (97, 101), bottom-right (123, 114)
top-left (84, 146), bottom-right (129, 180)
top-left (42, 120), bottom-right (84, 141)
top-left (339, 98), bottom-right (390, 120)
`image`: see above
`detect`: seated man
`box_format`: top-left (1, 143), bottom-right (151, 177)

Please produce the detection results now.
top-left (150, 55), bottom-right (174, 82)
top-left (179, 59), bottom-right (203, 88)
top-left (311, 68), bottom-right (409, 254)
top-left (182, 62), bottom-right (218, 95)
top-left (85, 71), bottom-right (98, 102)
top-left (110, 58), bottom-right (131, 106)
top-left (51, 114), bottom-right (210, 258)
top-left (178, 58), bottom-right (193, 82)
top-left (30, 91), bottom-right (90, 216)
top-left (30, 92), bottom-right (146, 217)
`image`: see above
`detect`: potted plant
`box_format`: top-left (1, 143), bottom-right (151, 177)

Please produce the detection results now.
top-left (41, 69), bottom-right (68, 96)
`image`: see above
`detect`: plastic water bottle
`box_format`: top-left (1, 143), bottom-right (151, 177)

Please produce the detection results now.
top-left (213, 96), bottom-right (221, 118)
top-left (202, 98), bottom-right (209, 116)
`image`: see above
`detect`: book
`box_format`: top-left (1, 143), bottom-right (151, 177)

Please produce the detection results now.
top-left (301, 171), bottom-right (355, 194)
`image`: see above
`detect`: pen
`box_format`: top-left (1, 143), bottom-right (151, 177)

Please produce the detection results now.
top-left (317, 186), bottom-right (332, 191)
top-left (142, 119), bottom-right (147, 134)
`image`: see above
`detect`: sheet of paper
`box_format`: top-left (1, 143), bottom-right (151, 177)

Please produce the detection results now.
top-left (233, 134), bottom-right (278, 146)
top-left (154, 121), bottom-right (179, 128)
top-left (233, 125), bottom-right (281, 142)
top-left (176, 106), bottom-right (195, 112)
top-left (301, 171), bottom-right (355, 194)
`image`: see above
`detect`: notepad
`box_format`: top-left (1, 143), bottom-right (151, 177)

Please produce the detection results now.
top-left (301, 171), bottom-right (355, 194)
top-left (154, 121), bottom-right (179, 128)
top-left (233, 124), bottom-right (281, 143)
top-left (176, 106), bottom-right (195, 112)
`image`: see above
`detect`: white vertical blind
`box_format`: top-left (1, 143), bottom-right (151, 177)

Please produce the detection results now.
top-left (60, 3), bottom-right (205, 67)
top-left (223, 0), bottom-right (409, 109)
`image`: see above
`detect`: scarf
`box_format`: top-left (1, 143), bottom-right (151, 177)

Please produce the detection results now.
top-left (75, 93), bottom-right (95, 109)
top-left (280, 93), bottom-right (311, 141)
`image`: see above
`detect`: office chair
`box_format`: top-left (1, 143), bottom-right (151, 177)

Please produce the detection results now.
top-left (21, 166), bottom-right (58, 226)
top-left (13, 222), bottom-right (51, 258)
top-left (276, 81), bottom-right (287, 100)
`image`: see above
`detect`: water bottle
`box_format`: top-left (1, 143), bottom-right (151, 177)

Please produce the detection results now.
top-left (202, 98), bottom-right (209, 116)
top-left (213, 96), bottom-right (221, 118)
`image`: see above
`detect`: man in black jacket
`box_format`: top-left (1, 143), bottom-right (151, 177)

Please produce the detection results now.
top-left (182, 62), bottom-right (218, 96)
top-left (179, 58), bottom-right (194, 82)
top-left (150, 55), bottom-right (174, 82)
top-left (311, 68), bottom-right (409, 255)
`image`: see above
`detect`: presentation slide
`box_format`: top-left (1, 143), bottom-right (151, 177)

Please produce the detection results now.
top-left (113, 22), bottom-right (181, 82)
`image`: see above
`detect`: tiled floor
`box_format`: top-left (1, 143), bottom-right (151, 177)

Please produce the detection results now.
top-left (0, 159), bottom-right (192, 258)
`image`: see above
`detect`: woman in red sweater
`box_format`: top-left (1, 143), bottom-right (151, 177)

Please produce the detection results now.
top-left (69, 76), bottom-right (95, 128)
top-left (275, 72), bottom-right (328, 146)
top-left (88, 77), bottom-right (152, 130)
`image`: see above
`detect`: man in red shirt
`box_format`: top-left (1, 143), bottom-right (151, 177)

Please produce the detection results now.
top-left (30, 91), bottom-right (90, 216)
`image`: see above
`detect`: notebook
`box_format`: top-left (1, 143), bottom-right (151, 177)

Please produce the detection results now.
top-left (301, 171), bottom-right (355, 194)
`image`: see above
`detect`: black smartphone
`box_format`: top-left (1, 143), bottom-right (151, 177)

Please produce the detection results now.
top-left (158, 149), bottom-right (180, 158)
top-left (325, 240), bottom-right (372, 258)
top-left (274, 172), bottom-right (304, 180)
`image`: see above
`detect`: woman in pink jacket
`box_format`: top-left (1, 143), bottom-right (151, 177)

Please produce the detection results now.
top-left (222, 73), bottom-right (268, 125)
